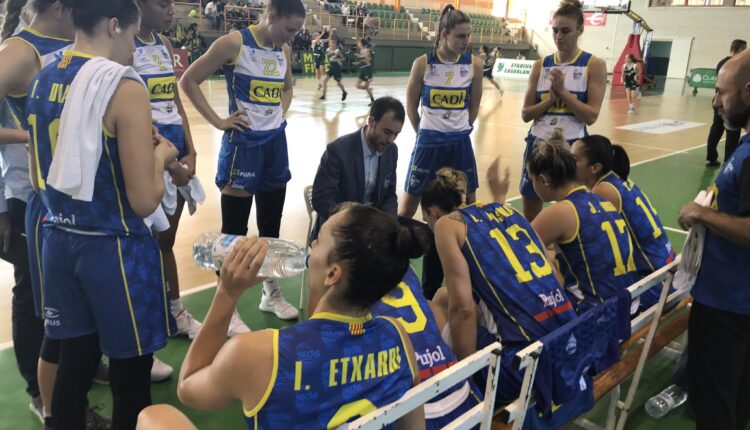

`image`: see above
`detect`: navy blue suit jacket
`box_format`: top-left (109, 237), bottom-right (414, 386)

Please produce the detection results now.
top-left (311, 128), bottom-right (398, 241)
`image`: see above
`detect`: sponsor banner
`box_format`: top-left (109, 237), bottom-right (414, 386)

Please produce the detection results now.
top-left (689, 68), bottom-right (717, 89)
top-left (493, 58), bottom-right (535, 80)
top-left (617, 119), bottom-right (704, 135)
top-left (173, 48), bottom-right (189, 78)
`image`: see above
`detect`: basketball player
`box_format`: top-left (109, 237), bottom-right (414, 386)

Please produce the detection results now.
top-left (422, 161), bottom-right (577, 402)
top-left (0, 0), bottom-right (73, 424)
top-left (622, 54), bottom-right (639, 114)
top-left (399, 4), bottom-right (482, 218)
top-left (319, 36), bottom-right (347, 101)
top-left (520, 0), bottom-right (606, 221)
top-left (528, 131), bottom-right (638, 313)
top-left (134, 0), bottom-right (203, 340)
top-left (177, 206), bottom-right (426, 429)
top-left (26, 0), bottom-right (178, 427)
top-left (181, 0), bottom-right (305, 329)
top-left (571, 135), bottom-right (674, 310)
top-left (480, 45), bottom-right (503, 94)
top-left (355, 37), bottom-right (375, 104)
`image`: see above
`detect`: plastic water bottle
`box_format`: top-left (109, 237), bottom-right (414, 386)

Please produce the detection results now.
top-left (644, 384), bottom-right (688, 419)
top-left (192, 233), bottom-right (308, 278)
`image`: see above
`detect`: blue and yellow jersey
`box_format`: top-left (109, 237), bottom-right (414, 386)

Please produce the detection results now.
top-left (246, 313), bottom-right (416, 429)
top-left (26, 51), bottom-right (150, 236)
top-left (459, 203), bottom-right (576, 346)
top-left (419, 51), bottom-right (473, 135)
top-left (598, 172), bottom-right (675, 276)
top-left (556, 187), bottom-right (638, 310)
top-left (5, 28), bottom-right (72, 130)
top-left (693, 135), bottom-right (750, 314)
top-left (530, 50), bottom-right (592, 140)
top-left (223, 26), bottom-right (286, 144)
top-left (133, 32), bottom-right (185, 157)
top-left (371, 267), bottom-right (481, 421)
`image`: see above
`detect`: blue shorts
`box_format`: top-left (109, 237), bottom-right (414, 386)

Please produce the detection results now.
top-left (156, 123), bottom-right (187, 160)
top-left (41, 228), bottom-right (171, 359)
top-left (25, 191), bottom-right (45, 318)
top-left (520, 133), bottom-right (580, 198)
top-left (405, 130), bottom-right (478, 196)
top-left (216, 125), bottom-right (291, 194)
top-left (426, 388), bottom-right (480, 430)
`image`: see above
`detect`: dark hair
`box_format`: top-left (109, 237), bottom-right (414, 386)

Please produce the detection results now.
top-left (266, 0), bottom-right (305, 18)
top-left (435, 4), bottom-right (470, 50)
top-left (369, 96), bottom-right (405, 123)
top-left (2, 0), bottom-right (57, 41)
top-left (526, 129), bottom-right (577, 188)
top-left (552, 0), bottom-right (583, 29)
top-left (58, 0), bottom-right (140, 35)
top-left (577, 135), bottom-right (631, 180)
top-left (730, 39), bottom-right (747, 54)
top-left (359, 36), bottom-right (371, 48)
top-left (627, 53), bottom-right (635, 62)
top-left (328, 205), bottom-right (429, 309)
top-left (421, 168), bottom-right (467, 214)
top-left (481, 44), bottom-right (490, 54)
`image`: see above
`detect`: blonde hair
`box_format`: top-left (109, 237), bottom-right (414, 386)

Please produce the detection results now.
top-left (422, 167), bottom-right (468, 213)
top-left (526, 128), bottom-right (577, 188)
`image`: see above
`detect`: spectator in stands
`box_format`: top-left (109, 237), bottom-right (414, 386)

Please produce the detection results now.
top-left (204, 0), bottom-right (223, 30)
top-left (292, 30), bottom-right (305, 50)
top-left (171, 18), bottom-right (187, 47)
top-left (302, 29), bottom-right (312, 50)
top-left (364, 12), bottom-right (378, 36)
top-left (183, 24), bottom-right (206, 62)
top-left (341, 2), bottom-right (350, 26)
top-left (678, 49), bottom-right (750, 430)
top-left (516, 52), bottom-right (526, 60)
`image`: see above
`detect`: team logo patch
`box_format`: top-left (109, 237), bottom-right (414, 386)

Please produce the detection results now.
top-left (565, 334), bottom-right (577, 355)
top-left (573, 69), bottom-right (583, 80)
top-left (459, 66), bottom-right (469, 77)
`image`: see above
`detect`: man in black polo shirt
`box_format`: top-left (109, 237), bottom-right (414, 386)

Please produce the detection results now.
top-left (706, 39), bottom-right (746, 167)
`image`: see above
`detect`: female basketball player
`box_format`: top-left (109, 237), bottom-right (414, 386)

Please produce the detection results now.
top-left (0, 0), bottom-right (73, 423)
top-left (399, 4), bottom-right (482, 218)
top-left (312, 32), bottom-right (325, 89)
top-left (520, 0), bottom-right (607, 221)
top-left (571, 135), bottom-right (674, 309)
top-left (319, 36), bottom-right (347, 101)
top-left (135, 0), bottom-right (203, 340)
top-left (480, 45), bottom-right (503, 95)
top-left (177, 206), bottom-right (426, 429)
top-left (421, 161), bottom-right (576, 402)
top-left (528, 131), bottom-right (638, 313)
top-left (181, 0), bottom-right (305, 329)
top-left (622, 54), bottom-right (639, 114)
top-left (355, 37), bottom-right (374, 104)
top-left (26, 0), bottom-right (178, 427)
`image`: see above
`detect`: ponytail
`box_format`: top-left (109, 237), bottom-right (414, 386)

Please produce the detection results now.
top-left (2, 0), bottom-right (26, 40)
top-left (434, 3), bottom-right (469, 50)
top-left (611, 145), bottom-right (630, 180)
top-left (576, 135), bottom-right (632, 181)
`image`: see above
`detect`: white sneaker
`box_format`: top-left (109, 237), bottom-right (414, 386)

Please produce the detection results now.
top-left (29, 396), bottom-right (43, 424)
top-left (174, 309), bottom-right (203, 340)
top-left (259, 290), bottom-right (300, 320)
top-left (628, 107), bottom-right (635, 114)
top-left (151, 357), bottom-right (173, 383)
top-left (228, 308), bottom-right (251, 337)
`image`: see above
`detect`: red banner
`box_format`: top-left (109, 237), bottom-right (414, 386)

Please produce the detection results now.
top-left (173, 48), bottom-right (190, 78)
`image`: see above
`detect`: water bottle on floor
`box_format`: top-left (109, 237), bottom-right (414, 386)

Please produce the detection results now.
top-left (644, 384), bottom-right (688, 419)
top-left (193, 233), bottom-right (308, 278)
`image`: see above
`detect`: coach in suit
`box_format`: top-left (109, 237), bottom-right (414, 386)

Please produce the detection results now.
top-left (311, 97), bottom-right (405, 241)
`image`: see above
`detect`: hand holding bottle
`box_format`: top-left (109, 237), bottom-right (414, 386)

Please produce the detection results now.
top-left (218, 236), bottom-right (269, 300)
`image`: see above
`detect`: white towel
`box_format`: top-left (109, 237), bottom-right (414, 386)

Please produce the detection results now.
top-left (673, 189), bottom-right (714, 291)
top-left (144, 206), bottom-right (171, 233)
top-left (161, 167), bottom-right (206, 216)
top-left (47, 57), bottom-right (145, 201)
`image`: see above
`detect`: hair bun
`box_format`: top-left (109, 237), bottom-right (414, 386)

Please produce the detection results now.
top-left (394, 225), bottom-right (429, 260)
top-left (560, 0), bottom-right (583, 10)
top-left (435, 167), bottom-right (467, 202)
top-left (442, 4), bottom-right (455, 15)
